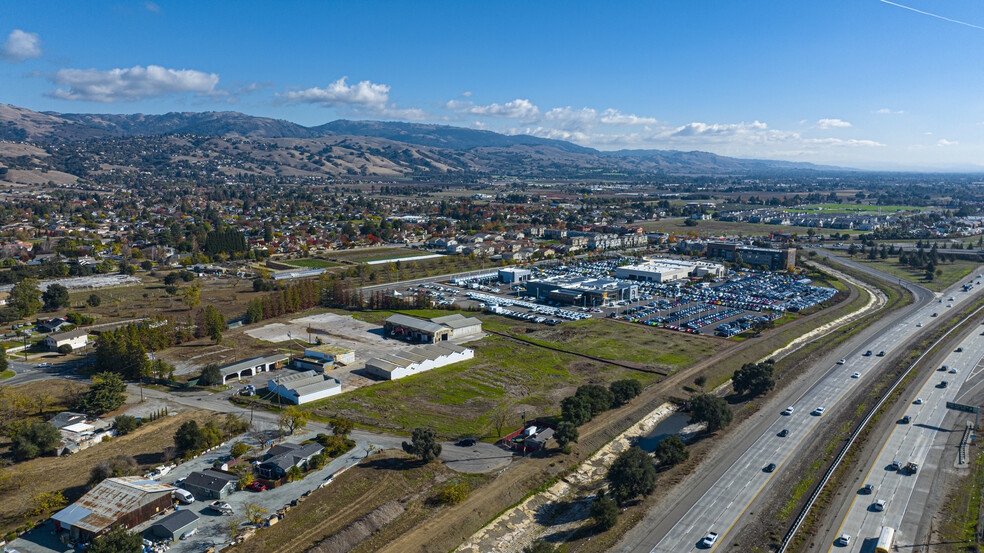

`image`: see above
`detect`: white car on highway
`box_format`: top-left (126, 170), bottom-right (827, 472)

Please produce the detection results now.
top-left (35, 363), bottom-right (52, 367)
top-left (914, 398), bottom-right (923, 405)
top-left (837, 359), bottom-right (846, 365)
top-left (851, 372), bottom-right (861, 378)
top-left (813, 406), bottom-right (826, 416)
top-left (701, 532), bottom-right (719, 547)
top-left (782, 407), bottom-right (794, 416)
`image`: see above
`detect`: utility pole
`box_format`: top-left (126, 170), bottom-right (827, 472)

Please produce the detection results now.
top-left (521, 410), bottom-right (527, 458)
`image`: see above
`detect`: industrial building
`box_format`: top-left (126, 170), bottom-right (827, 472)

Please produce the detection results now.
top-left (384, 313), bottom-right (483, 343)
top-left (615, 258), bottom-right (726, 283)
top-left (498, 267), bottom-right (532, 283)
top-left (150, 509), bottom-right (199, 541)
top-left (524, 276), bottom-right (638, 306)
top-left (305, 344), bottom-right (355, 365)
top-left (51, 476), bottom-right (176, 541)
top-left (267, 370), bottom-right (342, 405)
top-left (366, 343), bottom-right (474, 380)
top-left (218, 354), bottom-right (289, 384)
top-left (705, 243), bottom-right (796, 271)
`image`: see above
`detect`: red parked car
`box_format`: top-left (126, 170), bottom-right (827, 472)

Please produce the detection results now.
top-left (246, 481), bottom-right (266, 492)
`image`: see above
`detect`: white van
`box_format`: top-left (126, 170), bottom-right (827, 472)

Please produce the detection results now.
top-left (173, 489), bottom-right (195, 504)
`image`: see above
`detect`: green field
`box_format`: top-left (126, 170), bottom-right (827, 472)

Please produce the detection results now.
top-left (783, 204), bottom-right (928, 214)
top-left (640, 219), bottom-right (821, 236)
top-left (285, 258), bottom-right (342, 268)
top-left (328, 247), bottom-right (422, 262)
top-left (825, 250), bottom-right (979, 292)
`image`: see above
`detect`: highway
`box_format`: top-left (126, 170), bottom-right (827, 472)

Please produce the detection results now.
top-left (819, 311), bottom-right (984, 551)
top-left (620, 268), bottom-right (984, 553)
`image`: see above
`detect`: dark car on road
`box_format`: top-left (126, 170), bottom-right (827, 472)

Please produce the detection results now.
top-left (778, 429), bottom-right (789, 437)
top-left (860, 484), bottom-right (873, 494)
top-left (764, 463), bottom-right (777, 473)
top-left (456, 438), bottom-right (476, 447)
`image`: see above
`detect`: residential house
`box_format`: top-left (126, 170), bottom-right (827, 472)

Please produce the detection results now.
top-left (257, 442), bottom-right (324, 480)
top-left (182, 469), bottom-right (238, 499)
top-left (44, 329), bottom-right (89, 351)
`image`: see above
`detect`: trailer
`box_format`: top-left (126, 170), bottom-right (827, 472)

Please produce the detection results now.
top-left (875, 526), bottom-right (895, 553)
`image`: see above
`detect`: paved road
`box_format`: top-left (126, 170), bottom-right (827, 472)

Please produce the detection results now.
top-left (617, 266), bottom-right (983, 553)
top-left (818, 313), bottom-right (984, 551)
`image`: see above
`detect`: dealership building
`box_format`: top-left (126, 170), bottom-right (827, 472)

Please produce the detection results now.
top-left (705, 243), bottom-right (796, 271)
top-left (614, 258), bottom-right (726, 283)
top-left (524, 276), bottom-right (638, 306)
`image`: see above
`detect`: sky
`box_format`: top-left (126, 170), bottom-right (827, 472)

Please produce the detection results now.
top-left (2, 0), bottom-right (984, 170)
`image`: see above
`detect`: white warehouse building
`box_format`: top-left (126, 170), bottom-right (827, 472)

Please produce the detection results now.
top-left (267, 370), bottom-right (342, 405)
top-left (366, 343), bottom-right (474, 381)
top-left (615, 258), bottom-right (725, 283)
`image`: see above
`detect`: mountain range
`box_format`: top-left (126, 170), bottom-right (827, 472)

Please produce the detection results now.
top-left (0, 104), bottom-right (850, 176)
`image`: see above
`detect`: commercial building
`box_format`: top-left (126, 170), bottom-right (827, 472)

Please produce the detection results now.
top-left (257, 442), bottom-right (324, 480)
top-left (366, 343), bottom-right (474, 380)
top-left (181, 469), bottom-right (238, 499)
top-left (498, 267), bottom-right (532, 283)
top-left (705, 243), bottom-right (796, 271)
top-left (218, 354), bottom-right (289, 384)
top-left (615, 258), bottom-right (726, 283)
top-left (51, 476), bottom-right (176, 541)
top-left (266, 370), bottom-right (342, 405)
top-left (150, 509), bottom-right (199, 541)
top-left (383, 313), bottom-right (482, 343)
top-left (43, 329), bottom-right (89, 351)
top-left (524, 276), bottom-right (638, 306)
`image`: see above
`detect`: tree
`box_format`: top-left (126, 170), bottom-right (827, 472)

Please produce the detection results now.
top-left (87, 293), bottom-right (102, 307)
top-left (201, 305), bottom-right (225, 344)
top-left (0, 348), bottom-right (6, 372)
top-left (174, 420), bottom-right (206, 454)
top-left (88, 525), bottom-right (142, 553)
top-left (77, 372), bottom-right (127, 415)
top-left (113, 415), bottom-right (138, 435)
top-left (610, 379), bottom-right (642, 405)
top-left (328, 417), bottom-right (353, 438)
top-left (607, 446), bottom-right (657, 504)
top-left (561, 394), bottom-right (592, 426)
top-left (689, 394), bottom-right (733, 433)
top-left (231, 462), bottom-right (254, 490)
top-left (224, 516), bottom-right (244, 544)
top-left (653, 435), bottom-right (689, 467)
top-left (732, 361), bottom-right (775, 397)
top-left (576, 384), bottom-right (615, 415)
top-left (12, 421), bottom-right (62, 460)
top-left (140, 260), bottom-right (153, 271)
top-left (231, 441), bottom-right (250, 458)
top-left (30, 490), bottom-right (67, 517)
top-left (694, 375), bottom-right (707, 390)
top-left (42, 284), bottom-right (70, 311)
top-left (243, 503), bottom-right (268, 526)
top-left (183, 284), bottom-right (201, 310)
top-left (590, 491), bottom-right (619, 531)
top-left (9, 278), bottom-right (42, 318)
top-left (286, 465), bottom-right (302, 482)
top-left (279, 407), bottom-right (310, 435)
top-left (554, 421), bottom-right (579, 452)
top-left (199, 363), bottom-right (223, 386)
top-left (57, 344), bottom-right (73, 354)
top-left (492, 403), bottom-right (509, 438)
top-left (402, 427), bottom-right (442, 462)
top-left (89, 455), bottom-right (138, 486)
top-left (684, 218), bottom-right (699, 227)
top-left (522, 540), bottom-right (555, 553)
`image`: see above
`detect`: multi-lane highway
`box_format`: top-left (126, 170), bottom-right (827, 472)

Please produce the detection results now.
top-left (819, 311), bottom-right (984, 551)
top-left (620, 269), bottom-right (984, 553)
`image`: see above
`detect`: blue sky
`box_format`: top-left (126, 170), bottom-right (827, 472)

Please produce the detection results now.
top-left (2, 0), bottom-right (984, 170)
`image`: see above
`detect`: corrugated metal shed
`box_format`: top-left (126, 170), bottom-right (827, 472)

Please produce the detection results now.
top-left (51, 476), bottom-right (175, 535)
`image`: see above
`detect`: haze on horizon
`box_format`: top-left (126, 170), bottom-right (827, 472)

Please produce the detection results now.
top-left (2, 0), bottom-right (983, 171)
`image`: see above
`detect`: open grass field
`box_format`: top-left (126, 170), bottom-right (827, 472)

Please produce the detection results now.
top-left (0, 403), bottom-right (214, 535)
top-left (284, 258), bottom-right (342, 268)
top-left (639, 219), bottom-right (820, 236)
top-left (227, 450), bottom-right (487, 553)
top-left (825, 250), bottom-right (979, 292)
top-left (328, 247), bottom-right (422, 262)
top-left (782, 204), bottom-right (928, 214)
top-left (307, 334), bottom-right (657, 438)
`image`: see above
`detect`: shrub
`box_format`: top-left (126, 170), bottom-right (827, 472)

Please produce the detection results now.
top-left (436, 482), bottom-right (470, 505)
top-left (113, 415), bottom-right (138, 436)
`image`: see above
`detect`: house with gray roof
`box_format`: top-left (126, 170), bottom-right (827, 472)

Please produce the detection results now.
top-left (257, 442), bottom-right (324, 480)
top-left (181, 469), bottom-right (238, 499)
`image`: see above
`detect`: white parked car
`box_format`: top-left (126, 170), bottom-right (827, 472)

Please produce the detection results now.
top-left (836, 534), bottom-right (852, 546)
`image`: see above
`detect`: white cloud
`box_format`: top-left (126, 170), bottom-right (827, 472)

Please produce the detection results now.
top-left (449, 98), bottom-right (540, 121)
top-left (278, 77), bottom-right (390, 109)
top-left (46, 65), bottom-right (219, 102)
top-left (803, 138), bottom-right (884, 147)
top-left (671, 120), bottom-right (769, 137)
top-left (816, 118), bottom-right (852, 129)
top-left (1, 29), bottom-right (42, 63)
top-left (598, 109), bottom-right (660, 126)
top-left (461, 91), bottom-right (472, 97)
top-left (144, 1), bottom-right (161, 13)
top-left (873, 108), bottom-right (905, 115)
top-left (938, 138), bottom-right (959, 146)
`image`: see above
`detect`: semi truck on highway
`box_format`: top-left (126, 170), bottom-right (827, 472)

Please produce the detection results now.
top-left (875, 526), bottom-right (895, 553)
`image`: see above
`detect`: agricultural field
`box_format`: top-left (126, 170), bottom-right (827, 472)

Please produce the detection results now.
top-left (783, 204), bottom-right (928, 214)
